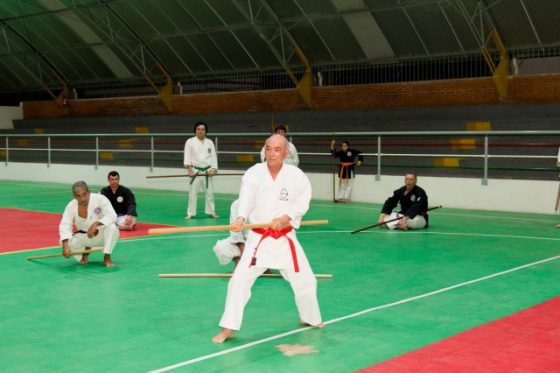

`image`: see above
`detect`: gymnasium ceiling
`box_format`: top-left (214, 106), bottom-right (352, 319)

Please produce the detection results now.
top-left (0, 0), bottom-right (559, 98)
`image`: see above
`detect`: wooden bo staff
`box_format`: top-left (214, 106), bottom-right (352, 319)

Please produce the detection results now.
top-left (146, 173), bottom-right (244, 179)
top-left (148, 219), bottom-right (329, 235)
top-left (159, 273), bottom-right (333, 279)
top-left (351, 205), bottom-right (443, 235)
top-left (27, 248), bottom-right (103, 261)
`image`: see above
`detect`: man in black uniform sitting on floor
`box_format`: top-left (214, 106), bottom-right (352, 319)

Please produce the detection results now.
top-left (378, 173), bottom-right (428, 230)
top-left (100, 170), bottom-right (137, 231)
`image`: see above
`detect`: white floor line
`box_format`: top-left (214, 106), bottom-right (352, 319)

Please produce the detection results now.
top-left (0, 181), bottom-right (64, 189)
top-left (310, 203), bottom-right (557, 223)
top-left (399, 230), bottom-right (560, 242)
top-left (298, 229), bottom-right (560, 242)
top-left (432, 212), bottom-right (556, 223)
top-left (147, 253), bottom-right (560, 373)
top-left (2, 190), bottom-right (68, 197)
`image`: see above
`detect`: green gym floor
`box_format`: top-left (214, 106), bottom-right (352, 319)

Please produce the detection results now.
top-left (1, 179), bottom-right (559, 372)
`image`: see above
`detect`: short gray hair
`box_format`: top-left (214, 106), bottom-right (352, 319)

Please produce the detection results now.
top-left (72, 180), bottom-right (89, 193)
top-left (265, 134), bottom-right (288, 150)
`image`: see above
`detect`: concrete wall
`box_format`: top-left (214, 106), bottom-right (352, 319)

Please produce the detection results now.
top-left (1, 162), bottom-right (557, 214)
top-left (0, 103), bottom-right (22, 129)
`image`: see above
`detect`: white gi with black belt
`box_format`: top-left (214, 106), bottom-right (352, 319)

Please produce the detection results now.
top-left (59, 193), bottom-right (119, 258)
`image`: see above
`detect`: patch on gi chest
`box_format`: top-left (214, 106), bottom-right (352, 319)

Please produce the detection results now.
top-left (94, 207), bottom-right (104, 217)
top-left (116, 196), bottom-right (124, 203)
top-left (279, 188), bottom-right (289, 201)
top-left (346, 151), bottom-right (352, 157)
top-left (207, 147), bottom-right (211, 154)
top-left (410, 194), bottom-right (416, 202)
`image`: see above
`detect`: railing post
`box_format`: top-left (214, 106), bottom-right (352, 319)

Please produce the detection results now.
top-left (47, 136), bottom-right (51, 168)
top-left (376, 135), bottom-right (381, 181)
top-left (150, 136), bottom-right (154, 172)
top-left (215, 136), bottom-right (219, 157)
top-left (95, 136), bottom-right (99, 170)
top-left (482, 135), bottom-right (488, 185)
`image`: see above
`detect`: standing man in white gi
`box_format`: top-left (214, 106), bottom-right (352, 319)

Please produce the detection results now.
top-left (184, 121), bottom-right (218, 219)
top-left (59, 181), bottom-right (119, 267)
top-left (260, 125), bottom-right (299, 166)
top-left (212, 134), bottom-right (323, 344)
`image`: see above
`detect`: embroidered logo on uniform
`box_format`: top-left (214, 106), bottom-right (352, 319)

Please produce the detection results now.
top-left (280, 188), bottom-right (289, 201)
top-left (208, 148), bottom-right (211, 154)
top-left (347, 151), bottom-right (352, 157)
top-left (94, 207), bottom-right (102, 215)
top-left (117, 196), bottom-right (124, 203)
top-left (411, 195), bottom-right (416, 202)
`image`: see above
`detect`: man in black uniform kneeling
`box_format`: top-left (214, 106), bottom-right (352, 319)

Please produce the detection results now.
top-left (100, 171), bottom-right (138, 231)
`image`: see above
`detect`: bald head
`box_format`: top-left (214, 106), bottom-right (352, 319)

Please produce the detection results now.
top-left (264, 134), bottom-right (289, 168)
top-left (265, 134), bottom-right (288, 150)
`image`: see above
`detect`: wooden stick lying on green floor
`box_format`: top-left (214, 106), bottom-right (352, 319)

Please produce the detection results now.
top-left (159, 273), bottom-right (333, 279)
top-left (27, 248), bottom-right (103, 261)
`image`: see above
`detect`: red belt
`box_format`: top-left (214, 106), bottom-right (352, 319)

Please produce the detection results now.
top-left (250, 226), bottom-right (299, 272)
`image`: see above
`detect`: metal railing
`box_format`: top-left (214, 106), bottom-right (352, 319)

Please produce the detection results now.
top-left (1, 130), bottom-right (559, 184)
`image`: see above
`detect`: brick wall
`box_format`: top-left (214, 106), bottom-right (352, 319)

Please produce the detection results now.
top-left (23, 74), bottom-right (560, 119)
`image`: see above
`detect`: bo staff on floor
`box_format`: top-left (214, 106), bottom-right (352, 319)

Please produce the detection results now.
top-left (351, 206), bottom-right (442, 234)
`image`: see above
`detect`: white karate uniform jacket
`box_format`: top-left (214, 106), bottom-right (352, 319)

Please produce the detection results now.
top-left (183, 136), bottom-right (218, 170)
top-left (59, 193), bottom-right (117, 242)
top-left (237, 162), bottom-right (310, 269)
top-left (59, 193), bottom-right (119, 255)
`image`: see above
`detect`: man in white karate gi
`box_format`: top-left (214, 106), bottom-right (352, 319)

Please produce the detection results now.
top-left (212, 134), bottom-right (323, 344)
top-left (183, 121), bottom-right (219, 219)
top-left (213, 199), bottom-right (246, 268)
top-left (59, 181), bottom-right (119, 267)
top-left (260, 125), bottom-right (299, 166)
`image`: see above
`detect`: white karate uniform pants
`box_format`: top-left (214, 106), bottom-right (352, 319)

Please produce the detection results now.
top-left (187, 176), bottom-right (215, 217)
top-left (116, 215), bottom-right (136, 230)
top-left (69, 224), bottom-right (119, 260)
top-left (384, 212), bottom-right (427, 230)
top-left (336, 178), bottom-right (354, 200)
top-left (218, 248), bottom-right (322, 331)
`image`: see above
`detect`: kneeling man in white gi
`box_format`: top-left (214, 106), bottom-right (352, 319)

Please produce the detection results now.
top-left (213, 199), bottom-right (246, 268)
top-left (212, 135), bottom-right (323, 344)
top-left (59, 181), bottom-right (119, 267)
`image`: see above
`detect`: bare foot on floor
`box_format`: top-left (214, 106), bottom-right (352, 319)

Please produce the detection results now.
top-left (299, 320), bottom-right (324, 328)
top-left (79, 247), bottom-right (91, 264)
top-left (212, 328), bottom-right (234, 344)
top-left (104, 254), bottom-right (116, 268)
top-left (79, 254), bottom-right (89, 264)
